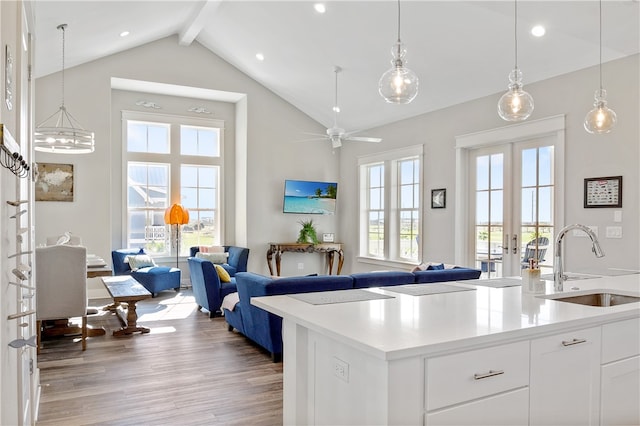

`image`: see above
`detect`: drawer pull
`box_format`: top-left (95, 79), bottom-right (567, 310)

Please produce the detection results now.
top-left (562, 338), bottom-right (587, 346)
top-left (473, 369), bottom-right (505, 380)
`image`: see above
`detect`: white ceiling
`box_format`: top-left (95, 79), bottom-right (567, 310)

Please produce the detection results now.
top-left (33, 1), bottom-right (640, 132)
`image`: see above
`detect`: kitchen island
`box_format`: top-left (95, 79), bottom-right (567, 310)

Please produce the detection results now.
top-left (253, 274), bottom-right (640, 425)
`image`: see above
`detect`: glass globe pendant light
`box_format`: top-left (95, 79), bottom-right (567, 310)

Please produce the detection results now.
top-left (497, 0), bottom-right (534, 121)
top-left (378, 0), bottom-right (418, 104)
top-left (584, 0), bottom-right (616, 134)
top-left (34, 24), bottom-right (95, 154)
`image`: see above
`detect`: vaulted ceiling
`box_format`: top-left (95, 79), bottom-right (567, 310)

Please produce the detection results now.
top-left (33, 1), bottom-right (640, 132)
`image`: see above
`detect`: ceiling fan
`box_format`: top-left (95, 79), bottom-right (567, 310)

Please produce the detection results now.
top-left (303, 66), bottom-right (382, 149)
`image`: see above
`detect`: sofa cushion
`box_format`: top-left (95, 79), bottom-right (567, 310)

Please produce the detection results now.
top-left (413, 267), bottom-right (481, 283)
top-left (215, 264), bottom-right (232, 283)
top-left (351, 271), bottom-right (415, 288)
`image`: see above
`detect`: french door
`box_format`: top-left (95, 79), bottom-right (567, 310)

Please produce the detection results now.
top-left (469, 137), bottom-right (557, 278)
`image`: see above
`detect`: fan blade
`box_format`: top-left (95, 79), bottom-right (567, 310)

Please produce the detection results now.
top-left (301, 131), bottom-right (328, 137)
top-left (345, 136), bottom-right (382, 143)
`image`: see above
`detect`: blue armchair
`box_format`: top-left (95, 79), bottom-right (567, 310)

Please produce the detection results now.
top-left (188, 245), bottom-right (249, 317)
top-left (111, 248), bottom-right (181, 297)
top-left (189, 245), bottom-right (249, 276)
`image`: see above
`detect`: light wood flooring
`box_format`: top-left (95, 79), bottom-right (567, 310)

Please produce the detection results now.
top-left (36, 290), bottom-right (283, 425)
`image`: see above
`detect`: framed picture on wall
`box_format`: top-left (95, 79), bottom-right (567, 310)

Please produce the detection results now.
top-left (35, 163), bottom-right (74, 202)
top-left (584, 176), bottom-right (622, 208)
top-left (431, 188), bottom-right (446, 209)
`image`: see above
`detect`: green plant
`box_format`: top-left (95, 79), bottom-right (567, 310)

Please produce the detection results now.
top-left (297, 219), bottom-right (319, 244)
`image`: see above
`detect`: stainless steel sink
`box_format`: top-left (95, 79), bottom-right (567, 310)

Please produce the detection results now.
top-left (543, 291), bottom-right (640, 307)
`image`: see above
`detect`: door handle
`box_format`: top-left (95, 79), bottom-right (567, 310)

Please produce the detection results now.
top-left (512, 234), bottom-right (518, 254)
top-left (503, 234), bottom-right (509, 253)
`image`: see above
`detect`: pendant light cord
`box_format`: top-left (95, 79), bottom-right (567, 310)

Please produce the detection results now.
top-left (58, 24), bottom-right (67, 108)
top-left (599, 0), bottom-right (603, 91)
top-left (397, 0), bottom-right (401, 43)
top-left (514, 0), bottom-right (518, 69)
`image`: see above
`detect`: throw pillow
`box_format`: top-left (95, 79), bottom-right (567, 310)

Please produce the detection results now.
top-left (214, 264), bottom-right (231, 283)
top-left (199, 245), bottom-right (225, 254)
top-left (410, 263), bottom-right (428, 272)
top-left (426, 263), bottom-right (445, 270)
top-left (128, 254), bottom-right (157, 271)
top-left (195, 252), bottom-right (229, 264)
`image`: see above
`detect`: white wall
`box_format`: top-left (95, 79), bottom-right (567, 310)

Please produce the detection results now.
top-left (34, 36), bottom-right (342, 290)
top-left (338, 54), bottom-right (639, 274)
top-left (35, 36), bottom-right (639, 286)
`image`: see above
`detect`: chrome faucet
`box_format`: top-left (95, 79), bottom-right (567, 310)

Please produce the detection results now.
top-left (554, 224), bottom-right (605, 291)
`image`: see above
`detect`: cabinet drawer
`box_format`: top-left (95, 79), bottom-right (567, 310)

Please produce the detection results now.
top-left (425, 387), bottom-right (528, 426)
top-left (602, 317), bottom-right (640, 364)
top-left (425, 341), bottom-right (529, 411)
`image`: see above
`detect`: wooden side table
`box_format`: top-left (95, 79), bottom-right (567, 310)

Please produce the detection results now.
top-left (266, 242), bottom-right (344, 276)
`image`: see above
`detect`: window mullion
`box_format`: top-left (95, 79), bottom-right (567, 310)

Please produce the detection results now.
top-left (385, 159), bottom-right (395, 260)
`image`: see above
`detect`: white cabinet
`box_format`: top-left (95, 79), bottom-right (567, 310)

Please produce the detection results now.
top-left (425, 341), bottom-right (529, 425)
top-left (600, 318), bottom-right (640, 425)
top-left (530, 326), bottom-right (601, 425)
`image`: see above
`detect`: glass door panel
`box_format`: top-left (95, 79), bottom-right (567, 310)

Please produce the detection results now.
top-left (519, 145), bottom-right (555, 274)
top-left (470, 139), bottom-right (556, 278)
top-left (473, 151), bottom-right (507, 278)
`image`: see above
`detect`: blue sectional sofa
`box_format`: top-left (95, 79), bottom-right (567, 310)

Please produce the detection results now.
top-left (224, 273), bottom-right (355, 361)
top-left (225, 266), bottom-right (481, 361)
top-left (187, 245), bottom-right (249, 317)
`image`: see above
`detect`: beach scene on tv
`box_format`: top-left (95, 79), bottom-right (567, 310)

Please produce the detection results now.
top-left (283, 180), bottom-right (337, 215)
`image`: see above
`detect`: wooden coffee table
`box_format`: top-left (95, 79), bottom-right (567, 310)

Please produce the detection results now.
top-left (101, 276), bottom-right (152, 336)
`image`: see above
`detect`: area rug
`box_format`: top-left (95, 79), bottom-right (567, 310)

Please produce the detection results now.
top-left (383, 283), bottom-right (476, 296)
top-left (290, 289), bottom-right (394, 305)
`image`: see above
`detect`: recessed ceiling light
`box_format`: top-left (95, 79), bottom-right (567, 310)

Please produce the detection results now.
top-left (531, 25), bottom-right (546, 37)
top-left (256, 53), bottom-right (265, 61)
top-left (314, 3), bottom-right (326, 14)
top-left (120, 31), bottom-right (130, 37)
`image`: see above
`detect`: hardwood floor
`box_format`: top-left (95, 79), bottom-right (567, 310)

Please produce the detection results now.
top-left (36, 290), bottom-right (283, 425)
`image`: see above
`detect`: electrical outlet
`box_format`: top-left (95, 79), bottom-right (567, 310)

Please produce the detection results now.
top-left (606, 226), bottom-right (622, 239)
top-left (613, 210), bottom-right (622, 223)
top-left (297, 263), bottom-right (304, 270)
top-left (333, 357), bottom-right (349, 382)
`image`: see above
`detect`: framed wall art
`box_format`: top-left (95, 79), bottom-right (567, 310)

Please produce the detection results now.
top-left (35, 163), bottom-right (74, 202)
top-left (584, 176), bottom-right (622, 208)
top-left (431, 188), bottom-right (446, 209)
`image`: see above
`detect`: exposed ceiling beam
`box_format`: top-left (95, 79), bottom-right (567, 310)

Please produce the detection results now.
top-left (179, 0), bottom-right (222, 46)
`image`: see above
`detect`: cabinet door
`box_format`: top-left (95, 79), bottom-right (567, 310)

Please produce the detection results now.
top-left (601, 356), bottom-right (640, 426)
top-left (426, 387), bottom-right (528, 426)
top-left (530, 327), bottom-right (601, 425)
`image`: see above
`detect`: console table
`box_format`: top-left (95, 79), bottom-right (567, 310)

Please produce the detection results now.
top-left (267, 242), bottom-right (344, 276)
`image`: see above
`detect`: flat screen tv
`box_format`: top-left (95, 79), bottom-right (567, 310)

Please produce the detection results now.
top-left (283, 179), bottom-right (338, 215)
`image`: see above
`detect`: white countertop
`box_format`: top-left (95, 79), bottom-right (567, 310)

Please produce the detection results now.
top-left (252, 274), bottom-right (640, 360)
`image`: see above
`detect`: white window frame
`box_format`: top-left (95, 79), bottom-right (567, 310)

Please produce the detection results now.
top-left (358, 145), bottom-right (424, 268)
top-left (121, 110), bottom-right (225, 259)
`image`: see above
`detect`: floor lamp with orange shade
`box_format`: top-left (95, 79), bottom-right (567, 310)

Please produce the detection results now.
top-left (164, 203), bottom-right (189, 268)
